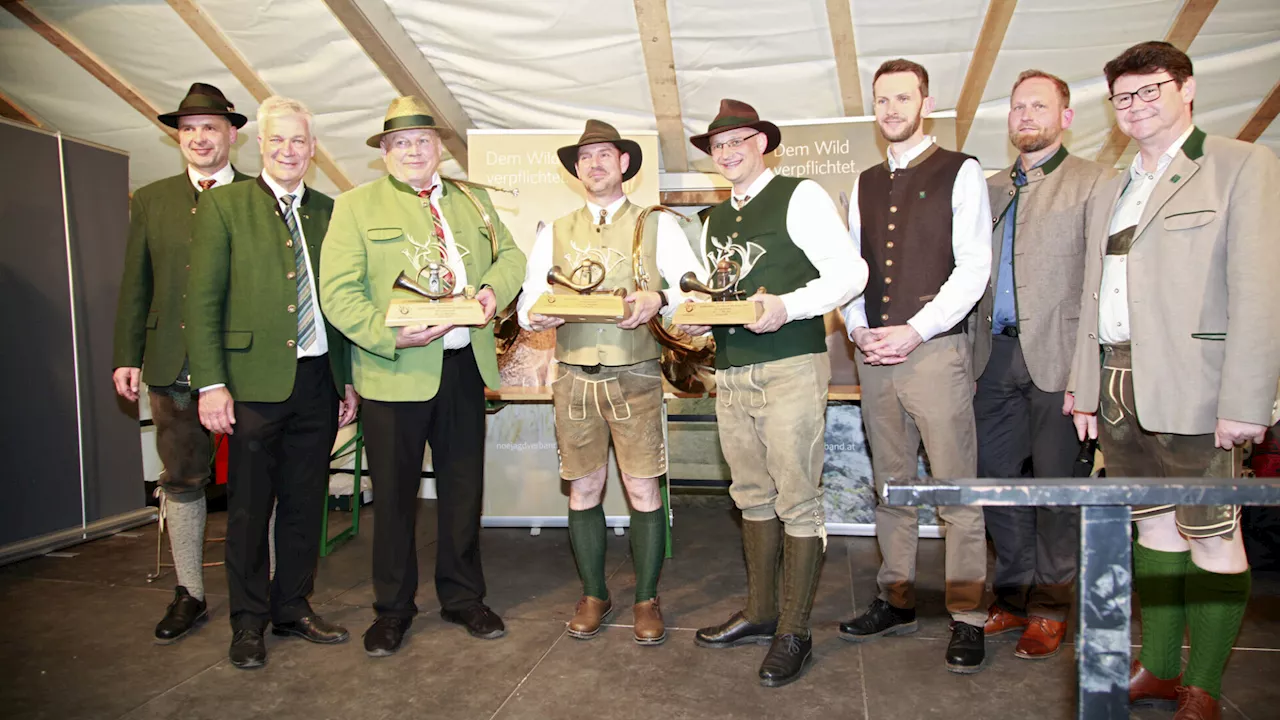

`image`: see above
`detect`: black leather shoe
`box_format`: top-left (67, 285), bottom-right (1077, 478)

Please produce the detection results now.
top-left (694, 610), bottom-right (777, 649)
top-left (154, 586), bottom-right (208, 644)
top-left (364, 616), bottom-right (412, 657)
top-left (839, 598), bottom-right (918, 642)
top-left (758, 633), bottom-right (813, 688)
top-left (440, 605), bottom-right (506, 640)
top-left (228, 628), bottom-right (266, 670)
top-left (272, 615), bottom-right (349, 644)
top-left (945, 621), bottom-right (986, 674)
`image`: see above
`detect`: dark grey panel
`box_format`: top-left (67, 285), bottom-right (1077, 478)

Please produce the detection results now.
top-left (0, 122), bottom-right (84, 545)
top-left (61, 138), bottom-right (143, 522)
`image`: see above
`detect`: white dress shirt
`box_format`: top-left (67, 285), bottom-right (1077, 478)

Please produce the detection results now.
top-left (262, 172), bottom-right (329, 360)
top-left (187, 163), bottom-right (236, 193)
top-left (414, 173), bottom-right (473, 350)
top-left (696, 169), bottom-right (865, 322)
top-left (1098, 125), bottom-right (1195, 345)
top-left (517, 195), bottom-right (709, 330)
top-left (842, 135), bottom-right (992, 342)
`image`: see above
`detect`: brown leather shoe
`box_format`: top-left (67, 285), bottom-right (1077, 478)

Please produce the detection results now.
top-left (1014, 616), bottom-right (1066, 659)
top-left (633, 598), bottom-right (666, 646)
top-left (983, 604), bottom-right (1029, 637)
top-left (567, 596), bottom-right (612, 640)
top-left (1173, 685), bottom-right (1221, 720)
top-left (1130, 659), bottom-right (1181, 710)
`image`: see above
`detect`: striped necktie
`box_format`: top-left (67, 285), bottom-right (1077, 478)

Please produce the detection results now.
top-left (417, 187), bottom-right (447, 246)
top-left (280, 194), bottom-right (316, 350)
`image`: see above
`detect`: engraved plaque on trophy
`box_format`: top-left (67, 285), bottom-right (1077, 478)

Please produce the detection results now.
top-left (529, 258), bottom-right (633, 323)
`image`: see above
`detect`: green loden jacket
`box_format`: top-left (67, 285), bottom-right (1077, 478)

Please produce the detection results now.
top-left (185, 176), bottom-right (351, 402)
top-left (112, 169), bottom-right (252, 386)
top-left (319, 175), bottom-right (526, 402)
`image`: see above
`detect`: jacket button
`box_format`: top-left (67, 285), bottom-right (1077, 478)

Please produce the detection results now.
top-left (731, 232), bottom-right (739, 238)
top-left (735, 216), bottom-right (742, 223)
top-left (1088, 333), bottom-right (1096, 340)
top-left (728, 328), bottom-right (736, 335)
top-left (287, 304), bottom-right (296, 313)
top-left (885, 259), bottom-right (893, 267)
top-left (190, 208), bottom-right (197, 215)
top-left (1009, 189), bottom-right (1015, 196)
top-left (886, 241), bottom-right (894, 249)
top-left (180, 322), bottom-right (185, 329)
top-left (1093, 293), bottom-right (1099, 300)
top-left (881, 314), bottom-right (889, 321)
top-left (287, 339), bottom-right (296, 348)
top-left (887, 223), bottom-right (896, 231)
top-left (287, 271), bottom-right (296, 280)
top-left (286, 240), bottom-right (294, 248)
top-left (185, 264), bottom-right (190, 271)
top-left (884, 277), bottom-right (892, 284)
top-left (882, 295), bottom-right (890, 303)
top-left (889, 206), bottom-right (898, 213)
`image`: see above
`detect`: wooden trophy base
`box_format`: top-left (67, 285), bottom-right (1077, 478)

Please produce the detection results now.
top-left (677, 300), bottom-right (763, 325)
top-left (530, 293), bottom-right (632, 323)
top-left (385, 297), bottom-right (487, 327)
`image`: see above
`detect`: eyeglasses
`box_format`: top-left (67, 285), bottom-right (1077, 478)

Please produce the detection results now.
top-left (1108, 78), bottom-right (1178, 110)
top-left (709, 131), bottom-right (760, 154)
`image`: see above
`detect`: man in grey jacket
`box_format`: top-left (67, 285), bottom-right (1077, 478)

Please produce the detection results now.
top-left (973, 70), bottom-right (1114, 661)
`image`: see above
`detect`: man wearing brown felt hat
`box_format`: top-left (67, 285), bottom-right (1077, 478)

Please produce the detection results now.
top-left (680, 99), bottom-right (865, 687)
top-left (112, 82), bottom-right (250, 646)
top-left (517, 119), bottom-right (706, 646)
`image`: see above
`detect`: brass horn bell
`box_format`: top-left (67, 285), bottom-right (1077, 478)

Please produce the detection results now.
top-left (393, 270), bottom-right (447, 300)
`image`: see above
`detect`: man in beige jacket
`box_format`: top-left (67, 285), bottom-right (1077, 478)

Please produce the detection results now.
top-left (974, 70), bottom-right (1114, 661)
top-left (1068, 41), bottom-right (1280, 720)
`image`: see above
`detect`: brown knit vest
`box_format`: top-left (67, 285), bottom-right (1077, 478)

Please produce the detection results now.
top-left (857, 144), bottom-right (973, 335)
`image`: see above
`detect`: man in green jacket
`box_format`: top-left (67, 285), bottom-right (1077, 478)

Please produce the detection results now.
top-left (186, 96), bottom-right (358, 670)
top-left (112, 83), bottom-right (251, 644)
top-left (320, 96), bottom-right (526, 657)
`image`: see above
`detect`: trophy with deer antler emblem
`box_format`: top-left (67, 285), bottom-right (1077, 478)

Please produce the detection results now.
top-left (676, 237), bottom-right (767, 325)
top-left (530, 244), bottom-right (633, 323)
top-left (385, 233), bottom-right (487, 327)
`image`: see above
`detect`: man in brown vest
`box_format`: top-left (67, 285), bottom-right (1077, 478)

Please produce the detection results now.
top-left (838, 59), bottom-right (993, 674)
top-left (680, 100), bottom-right (865, 688)
top-left (1069, 42), bottom-right (1280, 719)
top-left (518, 120), bottom-right (706, 646)
top-left (974, 70), bottom-right (1115, 660)
top-left (112, 83), bottom-right (250, 644)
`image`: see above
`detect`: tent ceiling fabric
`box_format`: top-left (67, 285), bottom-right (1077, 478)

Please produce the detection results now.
top-left (1, 0), bottom-right (1276, 194)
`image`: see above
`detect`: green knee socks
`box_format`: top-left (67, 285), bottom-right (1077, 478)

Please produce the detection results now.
top-left (1184, 563), bottom-right (1251, 698)
top-left (568, 504), bottom-right (609, 601)
top-left (630, 508), bottom-right (666, 603)
top-left (1133, 542), bottom-right (1189, 680)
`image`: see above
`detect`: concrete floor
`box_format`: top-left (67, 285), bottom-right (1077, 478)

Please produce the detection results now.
top-left (1, 501), bottom-right (1277, 720)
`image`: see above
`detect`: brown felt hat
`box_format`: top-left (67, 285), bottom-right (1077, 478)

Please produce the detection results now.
top-left (556, 119), bottom-right (643, 182)
top-left (689, 98), bottom-right (781, 155)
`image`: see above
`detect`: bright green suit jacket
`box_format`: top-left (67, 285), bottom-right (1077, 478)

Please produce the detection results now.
top-left (112, 169), bottom-right (252, 386)
top-left (185, 176), bottom-right (351, 402)
top-left (319, 176), bottom-right (526, 402)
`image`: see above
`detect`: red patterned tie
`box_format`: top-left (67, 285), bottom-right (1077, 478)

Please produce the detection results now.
top-left (197, 178), bottom-right (216, 192)
top-left (418, 187), bottom-right (447, 244)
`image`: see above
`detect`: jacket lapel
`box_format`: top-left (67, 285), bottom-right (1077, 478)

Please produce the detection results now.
top-left (1095, 173), bottom-right (1127, 258)
top-left (1133, 152), bottom-right (1199, 243)
top-left (440, 182), bottom-right (481, 279)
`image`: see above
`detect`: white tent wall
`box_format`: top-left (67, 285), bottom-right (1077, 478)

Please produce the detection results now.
top-left (2, 0), bottom-right (1277, 194)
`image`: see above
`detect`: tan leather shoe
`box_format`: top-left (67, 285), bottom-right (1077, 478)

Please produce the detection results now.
top-left (983, 604), bottom-right (1029, 637)
top-left (1014, 616), bottom-right (1067, 659)
top-left (633, 598), bottom-right (666, 646)
top-left (1130, 658), bottom-right (1181, 710)
top-left (567, 596), bottom-right (612, 639)
top-left (1173, 685), bottom-right (1221, 720)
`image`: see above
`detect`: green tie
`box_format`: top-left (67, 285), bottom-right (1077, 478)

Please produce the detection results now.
top-left (281, 194), bottom-right (316, 350)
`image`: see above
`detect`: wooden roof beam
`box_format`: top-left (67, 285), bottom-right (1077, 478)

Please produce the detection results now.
top-left (954, 0), bottom-right (1018, 148)
top-left (322, 0), bottom-right (473, 170)
top-left (166, 0), bottom-right (353, 192)
top-left (633, 0), bottom-right (689, 172)
top-left (1095, 0), bottom-right (1219, 166)
top-left (0, 87), bottom-right (45, 128)
top-left (4, 1), bottom-right (176, 140)
top-left (825, 0), bottom-right (864, 117)
top-left (1237, 77), bottom-right (1280, 143)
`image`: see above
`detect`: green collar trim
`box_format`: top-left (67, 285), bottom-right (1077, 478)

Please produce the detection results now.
top-left (1039, 144), bottom-right (1069, 175)
top-left (389, 174), bottom-right (448, 197)
top-left (1181, 126), bottom-right (1207, 161)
